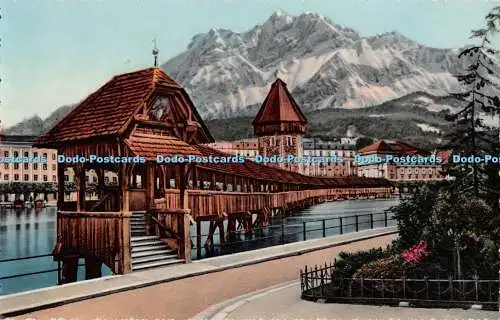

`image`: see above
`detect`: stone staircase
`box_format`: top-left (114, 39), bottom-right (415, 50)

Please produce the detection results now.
top-left (130, 212), bottom-right (184, 271)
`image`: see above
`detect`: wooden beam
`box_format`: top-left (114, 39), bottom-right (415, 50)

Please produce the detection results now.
top-left (179, 164), bottom-right (187, 209)
top-left (57, 163), bottom-right (65, 209)
top-left (120, 163), bottom-right (130, 212)
top-left (145, 163), bottom-right (155, 210)
top-left (196, 220), bottom-right (201, 259)
top-left (210, 172), bottom-right (216, 190)
top-left (75, 164), bottom-right (86, 212)
top-left (192, 165), bottom-right (198, 190)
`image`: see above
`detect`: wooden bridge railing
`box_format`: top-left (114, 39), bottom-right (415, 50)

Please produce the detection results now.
top-left (156, 187), bottom-right (393, 219)
top-left (54, 211), bottom-right (132, 274)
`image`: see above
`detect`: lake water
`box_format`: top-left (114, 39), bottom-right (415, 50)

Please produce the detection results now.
top-left (0, 198), bottom-right (399, 296)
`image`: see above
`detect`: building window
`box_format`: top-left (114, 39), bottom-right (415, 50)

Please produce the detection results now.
top-left (93, 176), bottom-right (97, 183)
top-left (14, 151), bottom-right (18, 157)
top-left (4, 151), bottom-right (8, 157)
top-left (24, 151), bottom-right (29, 157)
top-left (104, 177), bottom-right (109, 183)
top-left (43, 164), bottom-right (47, 170)
top-left (43, 153), bottom-right (48, 159)
top-left (24, 174), bottom-right (29, 181)
top-left (52, 175), bottom-right (56, 182)
top-left (33, 163), bottom-right (38, 170)
top-left (33, 175), bottom-right (38, 181)
top-left (52, 164), bottom-right (56, 171)
top-left (43, 175), bottom-right (48, 182)
top-left (4, 164), bottom-right (8, 169)
top-left (52, 154), bottom-right (56, 160)
top-left (64, 175), bottom-right (69, 181)
top-left (3, 174), bottom-right (8, 180)
top-left (24, 163), bottom-right (29, 170)
top-left (85, 176), bottom-right (89, 182)
top-left (112, 177), bottom-right (118, 183)
top-left (14, 174), bottom-right (19, 181)
top-left (34, 152), bottom-right (38, 157)
top-left (14, 163), bottom-right (19, 170)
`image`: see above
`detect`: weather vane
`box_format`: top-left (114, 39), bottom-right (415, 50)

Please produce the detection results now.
top-left (152, 38), bottom-right (159, 67)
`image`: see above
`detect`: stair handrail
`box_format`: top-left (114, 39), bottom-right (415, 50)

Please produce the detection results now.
top-left (148, 212), bottom-right (181, 240)
top-left (88, 193), bottom-right (111, 212)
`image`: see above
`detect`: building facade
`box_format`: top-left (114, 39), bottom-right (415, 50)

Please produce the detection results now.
top-left (356, 140), bottom-right (446, 182)
top-left (302, 138), bottom-right (357, 177)
top-left (0, 135), bottom-right (58, 184)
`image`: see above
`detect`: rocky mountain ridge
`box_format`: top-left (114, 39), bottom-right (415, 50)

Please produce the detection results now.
top-left (162, 11), bottom-right (464, 119)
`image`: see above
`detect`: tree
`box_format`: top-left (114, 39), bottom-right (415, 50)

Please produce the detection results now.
top-left (355, 136), bottom-right (374, 150)
top-left (444, 6), bottom-right (500, 206)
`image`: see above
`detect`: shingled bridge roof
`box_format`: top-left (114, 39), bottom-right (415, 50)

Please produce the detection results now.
top-left (35, 68), bottom-right (214, 146)
top-left (195, 145), bottom-right (392, 187)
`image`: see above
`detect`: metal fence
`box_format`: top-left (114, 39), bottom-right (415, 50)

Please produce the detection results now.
top-left (0, 246), bottom-right (118, 289)
top-left (300, 263), bottom-right (500, 311)
top-left (191, 211), bottom-right (396, 259)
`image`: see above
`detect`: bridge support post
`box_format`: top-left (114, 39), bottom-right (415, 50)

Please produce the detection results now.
top-left (60, 256), bottom-right (79, 284)
top-left (85, 257), bottom-right (102, 280)
top-left (179, 212), bottom-right (191, 263)
top-left (196, 220), bottom-right (201, 259)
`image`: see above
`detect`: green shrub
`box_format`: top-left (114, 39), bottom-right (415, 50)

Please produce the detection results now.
top-left (333, 245), bottom-right (393, 278)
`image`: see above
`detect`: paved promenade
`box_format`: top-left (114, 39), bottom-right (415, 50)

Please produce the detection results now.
top-left (194, 281), bottom-right (499, 320)
top-left (1, 227), bottom-right (397, 319)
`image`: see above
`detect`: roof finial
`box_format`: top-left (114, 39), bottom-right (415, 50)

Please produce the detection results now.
top-left (152, 38), bottom-right (159, 67)
top-left (274, 69), bottom-right (279, 79)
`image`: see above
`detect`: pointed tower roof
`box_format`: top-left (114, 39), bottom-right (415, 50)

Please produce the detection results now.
top-left (252, 78), bottom-right (307, 136)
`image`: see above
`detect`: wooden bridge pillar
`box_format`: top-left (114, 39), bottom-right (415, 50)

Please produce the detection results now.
top-left (178, 211), bottom-right (191, 263)
top-left (75, 164), bottom-right (86, 212)
top-left (85, 257), bottom-right (102, 280)
top-left (57, 163), bottom-right (65, 208)
top-left (60, 256), bottom-right (79, 284)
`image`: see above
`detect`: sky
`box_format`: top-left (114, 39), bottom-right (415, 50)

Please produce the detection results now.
top-left (1, 0), bottom-right (499, 127)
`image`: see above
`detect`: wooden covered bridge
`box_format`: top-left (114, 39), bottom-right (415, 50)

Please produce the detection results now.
top-left (34, 67), bottom-right (393, 284)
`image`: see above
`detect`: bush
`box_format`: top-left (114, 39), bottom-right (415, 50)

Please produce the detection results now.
top-left (333, 245), bottom-right (393, 278)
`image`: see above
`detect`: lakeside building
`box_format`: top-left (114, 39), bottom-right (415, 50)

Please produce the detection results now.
top-left (302, 138), bottom-right (357, 177)
top-left (0, 132), bottom-right (58, 201)
top-left (355, 140), bottom-right (449, 182)
top-left (0, 123), bottom-right (118, 202)
top-left (206, 136), bottom-right (359, 177)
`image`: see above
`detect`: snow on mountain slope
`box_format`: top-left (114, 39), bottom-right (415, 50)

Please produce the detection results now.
top-left (417, 123), bottom-right (441, 133)
top-left (162, 11), bottom-right (471, 119)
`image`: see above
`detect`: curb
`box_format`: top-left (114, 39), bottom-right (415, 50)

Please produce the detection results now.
top-left (0, 228), bottom-right (397, 317)
top-left (191, 281), bottom-right (299, 320)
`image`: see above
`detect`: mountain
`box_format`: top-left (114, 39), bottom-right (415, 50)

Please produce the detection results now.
top-left (5, 105), bottom-right (74, 136)
top-left (162, 11), bottom-right (465, 119)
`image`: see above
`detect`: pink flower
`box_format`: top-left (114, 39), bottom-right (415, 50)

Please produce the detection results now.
top-left (401, 240), bottom-right (428, 264)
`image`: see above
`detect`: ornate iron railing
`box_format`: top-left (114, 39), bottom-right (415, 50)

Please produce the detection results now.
top-left (300, 263), bottom-right (499, 310)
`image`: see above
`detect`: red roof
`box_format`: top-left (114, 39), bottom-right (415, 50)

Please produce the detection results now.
top-left (358, 140), bottom-right (393, 153)
top-left (252, 78), bottom-right (307, 126)
top-left (124, 127), bottom-right (201, 161)
top-left (358, 140), bottom-right (429, 156)
top-left (35, 67), bottom-right (213, 146)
